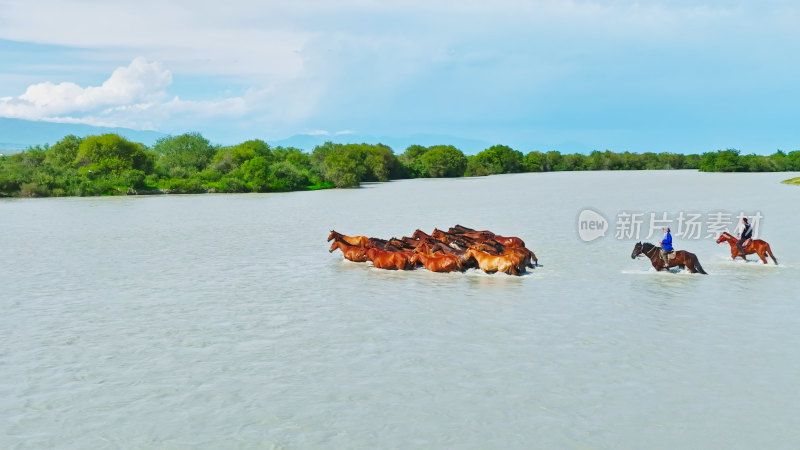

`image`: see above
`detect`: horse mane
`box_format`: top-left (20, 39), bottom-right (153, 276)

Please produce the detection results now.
top-left (331, 235), bottom-right (354, 246)
top-left (641, 242), bottom-right (656, 250)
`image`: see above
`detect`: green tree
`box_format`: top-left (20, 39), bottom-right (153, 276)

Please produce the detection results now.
top-left (240, 156), bottom-right (270, 191)
top-left (153, 133), bottom-right (216, 177)
top-left (268, 161), bottom-right (309, 191)
top-left (74, 134), bottom-right (153, 175)
top-left (418, 145), bottom-right (467, 177)
top-left (522, 151), bottom-right (547, 172)
top-left (399, 145), bottom-right (430, 178)
top-left (700, 149), bottom-right (741, 172)
top-left (467, 145), bottom-right (523, 176)
top-left (44, 135), bottom-right (83, 168)
top-left (212, 140), bottom-right (269, 173)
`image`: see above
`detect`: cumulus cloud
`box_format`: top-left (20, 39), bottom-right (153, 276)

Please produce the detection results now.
top-left (0, 57), bottom-right (252, 130)
top-left (9, 57), bottom-right (171, 116)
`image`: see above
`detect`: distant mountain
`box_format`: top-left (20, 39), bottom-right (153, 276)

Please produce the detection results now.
top-left (269, 133), bottom-right (494, 154)
top-left (0, 117), bottom-right (598, 156)
top-left (0, 118), bottom-right (167, 152)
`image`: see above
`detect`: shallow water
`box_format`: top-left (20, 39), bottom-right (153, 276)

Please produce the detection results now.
top-left (2, 171), bottom-right (799, 449)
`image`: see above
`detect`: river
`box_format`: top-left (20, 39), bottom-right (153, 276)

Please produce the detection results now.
top-left (2, 170), bottom-right (799, 449)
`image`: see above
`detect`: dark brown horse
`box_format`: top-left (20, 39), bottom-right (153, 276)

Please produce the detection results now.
top-left (449, 225), bottom-right (526, 248)
top-left (329, 238), bottom-right (368, 262)
top-left (631, 242), bottom-right (707, 274)
top-left (430, 229), bottom-right (474, 250)
top-left (388, 237), bottom-right (417, 251)
top-left (716, 232), bottom-right (778, 264)
top-left (411, 229), bottom-right (433, 241)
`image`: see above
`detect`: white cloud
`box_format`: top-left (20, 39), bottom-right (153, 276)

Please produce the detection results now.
top-left (12, 57), bottom-right (171, 116)
top-left (0, 57), bottom-right (253, 130)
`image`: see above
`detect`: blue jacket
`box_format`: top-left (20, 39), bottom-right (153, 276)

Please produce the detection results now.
top-left (661, 232), bottom-right (673, 252)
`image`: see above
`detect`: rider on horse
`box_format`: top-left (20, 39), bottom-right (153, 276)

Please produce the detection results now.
top-left (737, 217), bottom-right (753, 258)
top-left (660, 227), bottom-right (673, 267)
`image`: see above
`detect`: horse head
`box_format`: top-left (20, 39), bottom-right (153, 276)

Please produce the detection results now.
top-left (327, 230), bottom-right (340, 242)
top-left (715, 232), bottom-right (732, 244)
top-left (329, 240), bottom-right (339, 252)
top-left (631, 242), bottom-right (643, 259)
top-left (411, 229), bottom-right (429, 240)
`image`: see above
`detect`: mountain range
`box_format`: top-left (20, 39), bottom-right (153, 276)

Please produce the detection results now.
top-left (0, 118), bottom-right (594, 155)
top-left (0, 118), bottom-right (167, 152)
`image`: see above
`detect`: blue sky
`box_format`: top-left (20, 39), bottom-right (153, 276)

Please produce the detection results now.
top-left (1, 0), bottom-right (798, 154)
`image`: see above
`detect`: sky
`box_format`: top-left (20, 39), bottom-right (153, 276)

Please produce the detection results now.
top-left (1, 0), bottom-right (799, 154)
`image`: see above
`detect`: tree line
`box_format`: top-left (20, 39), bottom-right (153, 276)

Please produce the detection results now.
top-left (1, 133), bottom-right (798, 197)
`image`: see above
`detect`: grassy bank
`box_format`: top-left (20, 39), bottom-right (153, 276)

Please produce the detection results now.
top-left (782, 177), bottom-right (800, 185)
top-left (1, 132), bottom-right (799, 197)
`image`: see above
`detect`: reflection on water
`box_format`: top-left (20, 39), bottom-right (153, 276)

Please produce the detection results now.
top-left (2, 171), bottom-right (800, 449)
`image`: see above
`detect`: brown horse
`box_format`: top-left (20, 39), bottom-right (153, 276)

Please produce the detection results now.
top-left (716, 232), bottom-right (778, 264)
top-left (388, 237), bottom-right (417, 251)
top-left (465, 248), bottom-right (521, 275)
top-left (366, 248), bottom-right (417, 270)
top-left (631, 242), bottom-right (707, 274)
top-left (430, 229), bottom-right (474, 250)
top-left (449, 225), bottom-right (526, 248)
top-left (412, 252), bottom-right (463, 272)
top-left (328, 230), bottom-right (370, 247)
top-left (411, 229), bottom-right (433, 241)
top-left (329, 238), bottom-right (368, 262)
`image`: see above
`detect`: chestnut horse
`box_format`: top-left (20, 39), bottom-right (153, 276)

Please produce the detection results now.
top-left (631, 242), bottom-right (707, 274)
top-left (465, 248), bottom-right (522, 275)
top-left (328, 230), bottom-right (370, 247)
top-left (366, 248), bottom-right (417, 270)
top-left (716, 232), bottom-right (777, 264)
top-left (328, 230), bottom-right (396, 250)
top-left (412, 252), bottom-right (463, 272)
top-left (329, 238), bottom-right (368, 262)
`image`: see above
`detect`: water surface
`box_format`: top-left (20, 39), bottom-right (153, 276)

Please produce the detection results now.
top-left (2, 171), bottom-right (799, 449)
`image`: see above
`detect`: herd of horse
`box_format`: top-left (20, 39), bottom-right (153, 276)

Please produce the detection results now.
top-left (328, 225), bottom-right (538, 275)
top-left (329, 225), bottom-right (778, 276)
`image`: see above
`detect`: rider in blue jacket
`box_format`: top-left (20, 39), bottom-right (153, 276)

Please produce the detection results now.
top-left (660, 227), bottom-right (673, 267)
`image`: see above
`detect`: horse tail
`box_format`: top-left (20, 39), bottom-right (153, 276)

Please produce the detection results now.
top-left (693, 255), bottom-right (708, 275)
top-left (766, 244), bottom-right (778, 265)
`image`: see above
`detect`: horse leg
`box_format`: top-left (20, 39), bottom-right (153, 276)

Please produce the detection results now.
top-left (757, 249), bottom-right (767, 264)
top-left (693, 256), bottom-right (708, 274)
top-left (685, 256), bottom-right (696, 273)
top-left (766, 244), bottom-right (778, 265)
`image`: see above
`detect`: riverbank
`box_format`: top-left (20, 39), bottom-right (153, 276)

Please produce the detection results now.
top-left (1, 132), bottom-right (799, 198)
top-left (782, 177), bottom-right (800, 185)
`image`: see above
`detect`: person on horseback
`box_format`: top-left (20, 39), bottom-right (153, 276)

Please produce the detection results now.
top-left (737, 217), bottom-right (753, 258)
top-left (660, 227), bottom-right (673, 267)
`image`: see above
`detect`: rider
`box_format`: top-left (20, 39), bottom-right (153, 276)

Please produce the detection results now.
top-left (660, 227), bottom-right (673, 267)
top-left (737, 217), bottom-right (753, 257)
